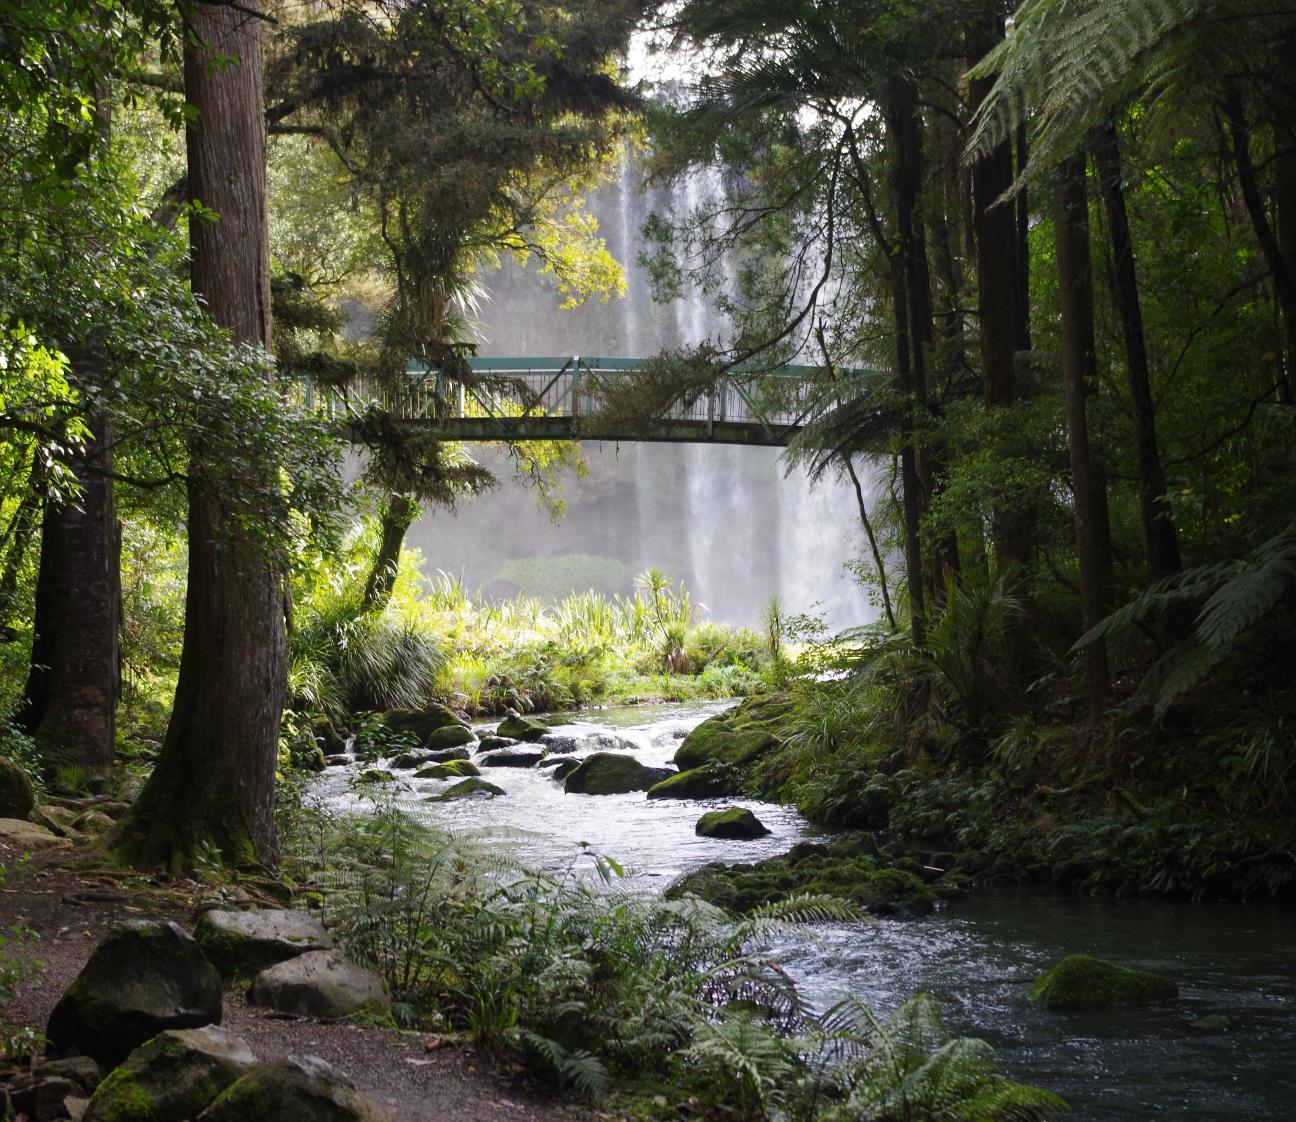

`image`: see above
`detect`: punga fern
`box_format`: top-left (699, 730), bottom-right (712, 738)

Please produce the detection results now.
top-left (1079, 521), bottom-right (1296, 715)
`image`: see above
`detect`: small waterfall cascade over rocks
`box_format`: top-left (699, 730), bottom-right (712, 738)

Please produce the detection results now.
top-left (406, 157), bottom-right (876, 629)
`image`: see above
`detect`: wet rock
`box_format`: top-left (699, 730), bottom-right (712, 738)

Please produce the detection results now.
top-left (84, 1025), bottom-right (256, 1122)
top-left (380, 705), bottom-right (467, 743)
top-left (46, 921), bottom-right (223, 1067)
top-left (544, 759), bottom-right (580, 782)
top-left (1189, 1013), bottom-right (1231, 1032)
top-left (537, 734), bottom-right (582, 754)
top-left (308, 716), bottom-right (346, 756)
top-left (299, 746), bottom-right (328, 773)
top-left (586, 732), bottom-right (639, 754)
top-left (424, 745), bottom-right (472, 763)
top-left (478, 748), bottom-right (545, 768)
top-left (357, 769), bottom-right (397, 784)
top-left (563, 753), bottom-right (672, 795)
top-left (249, 951), bottom-right (389, 1020)
top-left (198, 1055), bottom-right (391, 1122)
top-left (323, 755), bottom-right (351, 768)
top-left (1030, 955), bottom-right (1178, 1010)
top-left (424, 724), bottom-right (477, 751)
top-left (390, 751), bottom-right (431, 769)
top-left (695, 807), bottom-right (771, 840)
top-left (646, 765), bottom-right (738, 800)
top-left (0, 756), bottom-right (34, 820)
top-left (475, 734), bottom-right (518, 752)
top-left (425, 777), bottom-right (505, 801)
top-left (495, 712), bottom-right (548, 741)
top-left (414, 760), bottom-right (480, 780)
top-left (194, 909), bottom-right (334, 981)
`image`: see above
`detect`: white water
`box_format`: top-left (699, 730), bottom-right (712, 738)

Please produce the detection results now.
top-left (405, 156), bottom-right (877, 630)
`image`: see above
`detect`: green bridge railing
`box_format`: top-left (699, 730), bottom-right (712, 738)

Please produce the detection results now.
top-left (290, 355), bottom-right (868, 447)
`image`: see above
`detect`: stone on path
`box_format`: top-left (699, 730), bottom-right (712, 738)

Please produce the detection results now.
top-left (695, 807), bottom-right (772, 839)
top-left (84, 1025), bottom-right (256, 1122)
top-left (194, 909), bottom-right (334, 981)
top-left (0, 817), bottom-right (71, 850)
top-left (46, 921), bottom-right (223, 1067)
top-left (248, 950), bottom-right (389, 1019)
top-left (0, 756), bottom-right (34, 820)
top-left (198, 1055), bottom-right (391, 1122)
top-left (563, 753), bottom-right (673, 795)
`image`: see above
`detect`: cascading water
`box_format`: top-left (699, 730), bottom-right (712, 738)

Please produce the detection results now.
top-left (406, 155), bottom-right (877, 629)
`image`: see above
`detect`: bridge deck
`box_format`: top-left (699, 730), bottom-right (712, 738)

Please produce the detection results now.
top-left (291, 356), bottom-right (861, 447)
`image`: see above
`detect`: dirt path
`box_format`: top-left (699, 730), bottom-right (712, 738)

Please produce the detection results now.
top-left (0, 840), bottom-right (612, 1122)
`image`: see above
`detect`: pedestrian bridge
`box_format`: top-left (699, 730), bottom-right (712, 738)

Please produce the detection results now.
top-left (293, 356), bottom-right (866, 447)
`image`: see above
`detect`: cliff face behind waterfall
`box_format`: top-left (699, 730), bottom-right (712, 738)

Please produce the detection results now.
top-left (403, 159), bottom-right (874, 630)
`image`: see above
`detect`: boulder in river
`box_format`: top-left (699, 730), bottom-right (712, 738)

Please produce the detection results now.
top-left (425, 777), bottom-right (505, 801)
top-left (495, 711), bottom-right (549, 741)
top-left (646, 764), bottom-right (739, 800)
top-left (673, 694), bottom-right (790, 771)
top-left (199, 1054), bottom-right (392, 1122)
top-left (476, 734), bottom-right (518, 752)
top-left (0, 756), bottom-right (34, 820)
top-left (249, 950), bottom-right (389, 1020)
top-left (323, 754), bottom-right (351, 768)
top-left (84, 1025), bottom-right (256, 1122)
top-left (424, 724), bottom-right (477, 751)
top-left (358, 768), bottom-right (397, 784)
top-left (46, 921), bottom-right (223, 1067)
top-left (1030, 955), bottom-right (1178, 1010)
top-left (415, 759), bottom-right (480, 780)
top-left (478, 748), bottom-right (545, 768)
top-left (537, 733), bottom-right (582, 754)
top-left (563, 753), bottom-right (673, 795)
top-left (695, 807), bottom-right (771, 839)
top-left (544, 758), bottom-right (581, 782)
top-left (194, 909), bottom-right (334, 981)
top-left (379, 705), bottom-right (467, 743)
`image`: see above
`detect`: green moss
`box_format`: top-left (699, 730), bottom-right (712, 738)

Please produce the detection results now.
top-left (646, 764), bottom-right (740, 800)
top-left (414, 759), bottom-right (480, 779)
top-left (1029, 955), bottom-right (1178, 1010)
top-left (424, 725), bottom-right (476, 750)
top-left (92, 1070), bottom-right (156, 1122)
top-left (563, 753), bottom-right (664, 794)
top-left (695, 808), bottom-right (770, 839)
top-left (425, 777), bottom-right (504, 801)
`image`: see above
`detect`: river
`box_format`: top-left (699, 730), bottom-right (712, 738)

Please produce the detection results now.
top-left (314, 699), bottom-right (1296, 1120)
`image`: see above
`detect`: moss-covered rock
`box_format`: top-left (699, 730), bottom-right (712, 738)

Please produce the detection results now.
top-left (357, 769), bottom-right (397, 784)
top-left (1029, 955), bottom-right (1178, 1010)
top-left (379, 705), bottom-right (466, 743)
top-left (668, 839), bottom-right (934, 917)
top-left (249, 950), bottom-right (389, 1019)
top-left (476, 734), bottom-right (518, 752)
top-left (695, 808), bottom-right (771, 839)
top-left (543, 758), bottom-right (580, 782)
top-left (0, 816), bottom-right (71, 849)
top-left (46, 921), bottom-right (223, 1067)
top-left (73, 809), bottom-right (117, 834)
top-left (646, 764), bottom-right (740, 800)
top-left (425, 777), bottom-right (505, 801)
top-left (193, 909), bottom-right (333, 981)
top-left (199, 1055), bottom-right (392, 1122)
top-left (84, 1025), bottom-right (256, 1122)
top-left (673, 694), bottom-right (791, 771)
top-left (495, 712), bottom-right (549, 741)
top-left (414, 759), bottom-right (480, 780)
top-left (308, 716), bottom-right (346, 756)
top-left (424, 724), bottom-right (477, 751)
top-left (0, 755), bottom-right (34, 820)
top-left (563, 753), bottom-right (673, 795)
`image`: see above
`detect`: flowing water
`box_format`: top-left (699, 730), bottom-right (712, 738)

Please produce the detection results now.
top-left (315, 700), bottom-right (1296, 1121)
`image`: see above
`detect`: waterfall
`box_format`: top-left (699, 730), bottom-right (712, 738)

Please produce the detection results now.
top-left (405, 154), bottom-right (877, 631)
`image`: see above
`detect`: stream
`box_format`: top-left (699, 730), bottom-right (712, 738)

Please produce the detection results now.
top-left (314, 699), bottom-right (1296, 1120)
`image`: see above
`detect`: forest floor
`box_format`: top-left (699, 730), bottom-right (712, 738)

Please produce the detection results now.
top-left (0, 839), bottom-right (622, 1122)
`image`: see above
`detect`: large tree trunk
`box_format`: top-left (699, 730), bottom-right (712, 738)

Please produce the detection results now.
top-left (1053, 156), bottom-right (1110, 717)
top-left (1092, 120), bottom-right (1182, 581)
top-left (120, 1), bottom-right (283, 871)
top-left (361, 493), bottom-right (418, 612)
top-left (969, 10), bottom-right (1033, 667)
top-left (844, 456), bottom-right (896, 632)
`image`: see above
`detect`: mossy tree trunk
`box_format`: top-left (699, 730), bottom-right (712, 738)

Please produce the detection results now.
top-left (16, 407), bottom-right (120, 771)
top-left (119, 0), bottom-right (283, 871)
top-left (361, 493), bottom-right (417, 612)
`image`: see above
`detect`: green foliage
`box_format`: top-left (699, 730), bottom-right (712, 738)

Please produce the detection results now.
top-left (496, 553), bottom-right (636, 601)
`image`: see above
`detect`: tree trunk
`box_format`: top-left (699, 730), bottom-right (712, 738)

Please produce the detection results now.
top-left (16, 409), bottom-right (120, 771)
top-left (844, 456), bottom-right (896, 632)
top-left (1013, 122), bottom-right (1032, 351)
top-left (1276, 133), bottom-right (1296, 403)
top-left (1224, 98), bottom-right (1296, 405)
top-left (362, 493), bottom-right (418, 612)
top-left (970, 10), bottom-right (1033, 667)
top-left (0, 455), bottom-right (45, 641)
top-left (1093, 120), bottom-right (1182, 581)
top-left (120, 1), bottom-right (283, 871)
top-left (1053, 156), bottom-right (1110, 717)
